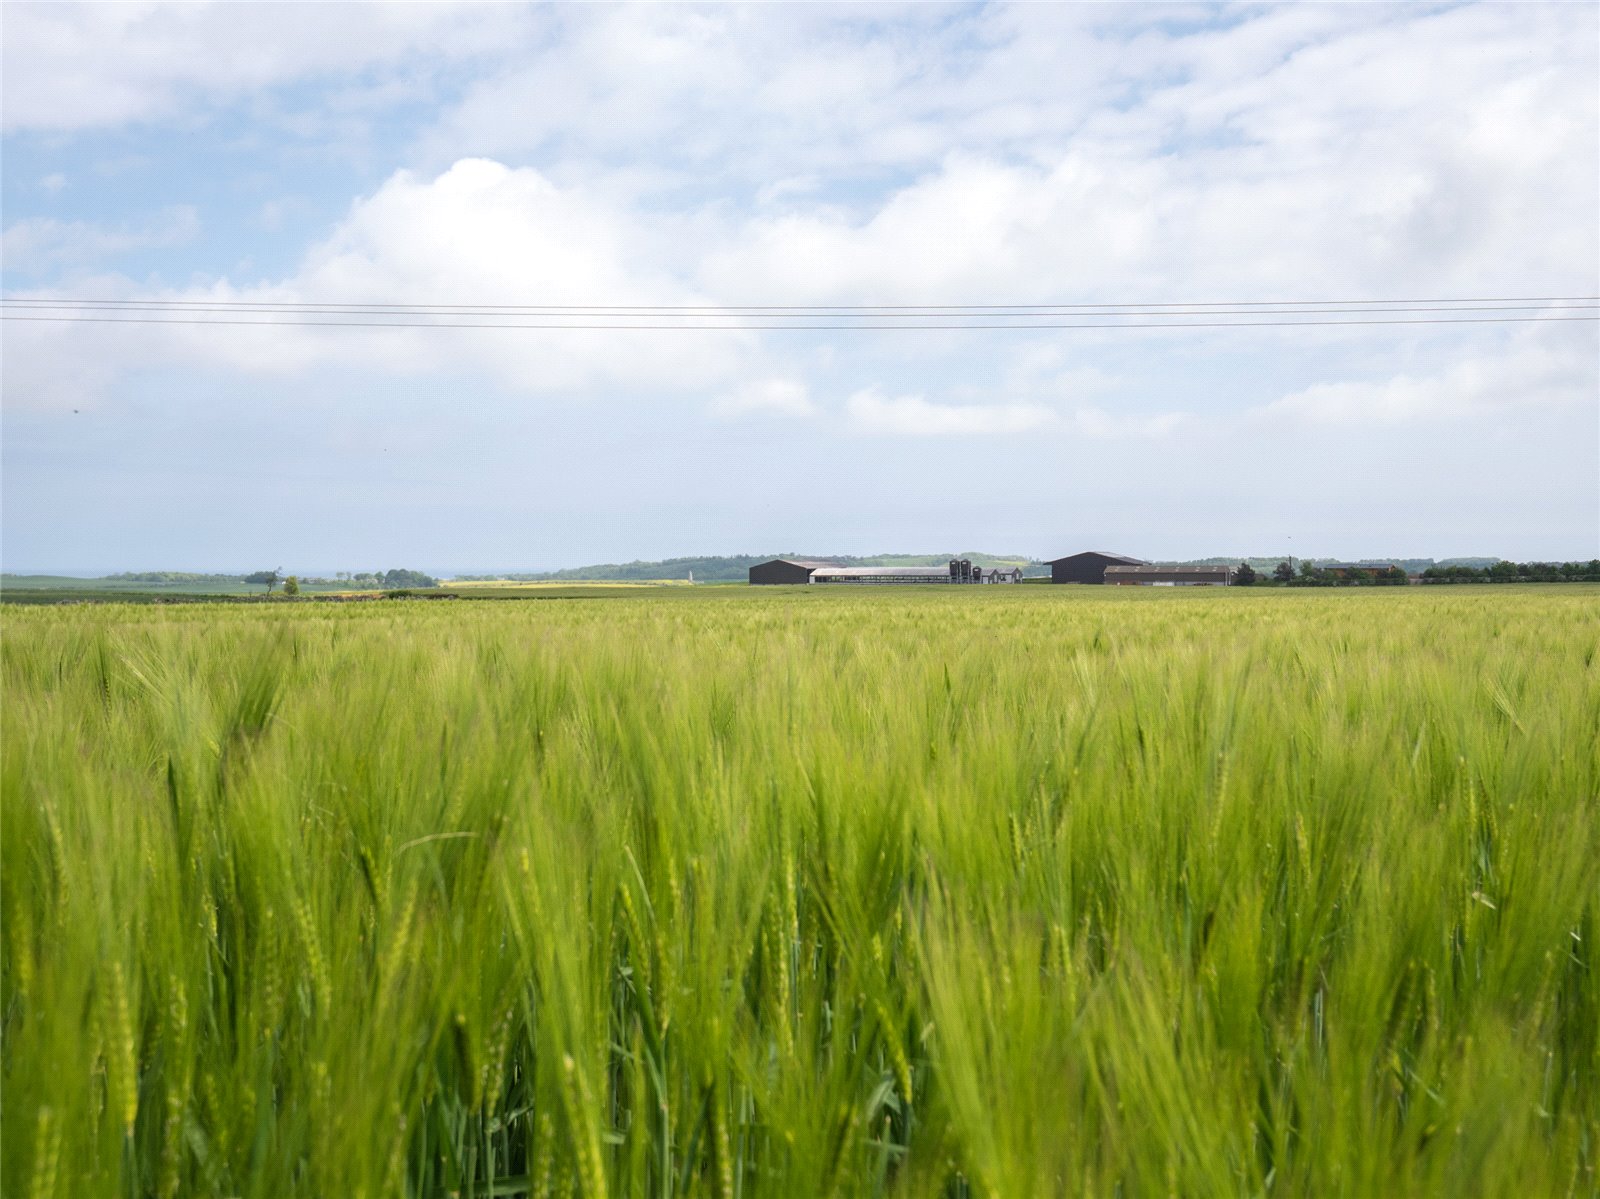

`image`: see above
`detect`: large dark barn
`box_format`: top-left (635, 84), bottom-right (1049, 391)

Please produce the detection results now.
top-left (1047, 551), bottom-right (1149, 584)
top-left (748, 559), bottom-right (839, 585)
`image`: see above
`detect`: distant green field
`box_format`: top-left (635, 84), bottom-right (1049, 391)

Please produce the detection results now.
top-left (442, 587), bottom-right (739, 601)
top-left (447, 579), bottom-right (696, 589)
top-left (3, 586), bottom-right (1597, 1197)
top-left (0, 576), bottom-right (734, 605)
top-left (5, 575), bottom-right (245, 593)
top-left (1, 575), bottom-right (356, 600)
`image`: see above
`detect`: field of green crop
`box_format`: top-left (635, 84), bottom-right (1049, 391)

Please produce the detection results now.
top-left (3, 587), bottom-right (1597, 1198)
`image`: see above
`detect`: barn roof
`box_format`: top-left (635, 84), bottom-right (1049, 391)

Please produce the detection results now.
top-left (1104, 564), bottom-right (1231, 575)
top-left (1046, 551), bottom-right (1148, 566)
top-left (810, 566), bottom-right (949, 578)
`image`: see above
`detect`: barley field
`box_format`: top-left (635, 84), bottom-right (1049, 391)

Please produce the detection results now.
top-left (3, 586), bottom-right (1597, 1198)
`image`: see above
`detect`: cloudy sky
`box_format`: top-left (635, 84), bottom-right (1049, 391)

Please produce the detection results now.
top-left (3, 2), bottom-right (1596, 573)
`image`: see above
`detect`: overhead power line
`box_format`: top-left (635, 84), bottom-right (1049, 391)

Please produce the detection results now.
top-left (1, 295), bottom-right (1594, 332)
top-left (3, 315), bottom-right (1596, 332)
top-left (4, 293), bottom-right (1595, 310)
top-left (3, 300), bottom-right (1595, 318)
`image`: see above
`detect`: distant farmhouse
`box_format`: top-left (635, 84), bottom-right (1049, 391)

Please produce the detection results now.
top-left (748, 559), bottom-right (1023, 585)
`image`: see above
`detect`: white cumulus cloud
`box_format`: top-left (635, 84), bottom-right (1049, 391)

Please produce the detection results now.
top-left (0, 2), bottom-right (528, 132)
top-left (5, 159), bottom-right (754, 403)
top-left (845, 389), bottom-right (1054, 436)
top-left (712, 378), bottom-right (815, 418)
top-left (1, 205), bottom-right (199, 271)
top-left (1261, 333), bottom-right (1598, 426)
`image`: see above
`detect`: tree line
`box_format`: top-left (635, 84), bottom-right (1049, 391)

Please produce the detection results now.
top-left (1231, 560), bottom-right (1600, 586)
top-left (244, 568), bottom-right (438, 593)
top-left (1418, 560), bottom-right (1600, 583)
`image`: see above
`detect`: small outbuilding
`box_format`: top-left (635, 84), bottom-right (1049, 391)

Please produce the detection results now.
top-left (1104, 564), bottom-right (1234, 586)
top-left (1046, 551), bottom-right (1150, 584)
top-left (748, 559), bottom-right (839, 585)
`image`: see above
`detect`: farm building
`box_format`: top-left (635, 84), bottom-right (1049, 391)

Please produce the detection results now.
top-left (809, 560), bottom-right (1024, 585)
top-left (811, 566), bottom-right (953, 585)
top-left (752, 558), bottom-right (1023, 585)
top-left (1047, 551), bottom-right (1149, 584)
top-left (1104, 564), bottom-right (1234, 586)
top-left (748, 559), bottom-right (839, 585)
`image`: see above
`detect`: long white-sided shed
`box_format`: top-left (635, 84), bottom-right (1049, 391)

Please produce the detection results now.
top-left (809, 566), bottom-right (952, 584)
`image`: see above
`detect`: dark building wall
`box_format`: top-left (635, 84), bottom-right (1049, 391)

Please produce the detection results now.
top-left (749, 560), bottom-right (824, 585)
top-left (1104, 566), bottom-right (1233, 585)
top-left (1048, 552), bottom-right (1147, 584)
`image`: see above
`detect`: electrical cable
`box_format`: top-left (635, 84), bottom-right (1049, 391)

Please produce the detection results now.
top-left (2, 313), bottom-right (1594, 331)
top-left (4, 295), bottom-right (1593, 331)
top-left (3, 301), bottom-right (1595, 319)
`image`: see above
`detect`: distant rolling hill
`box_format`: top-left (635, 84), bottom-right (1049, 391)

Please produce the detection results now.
top-left (449, 553), bottom-right (1049, 583)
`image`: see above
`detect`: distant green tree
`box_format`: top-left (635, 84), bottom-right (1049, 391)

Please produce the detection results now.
top-left (244, 569), bottom-right (280, 594)
top-left (1234, 562), bottom-right (1258, 586)
top-left (110, 571), bottom-right (242, 585)
top-left (283, 576), bottom-right (300, 596)
top-left (1272, 560), bottom-right (1294, 583)
top-left (381, 569), bottom-right (438, 589)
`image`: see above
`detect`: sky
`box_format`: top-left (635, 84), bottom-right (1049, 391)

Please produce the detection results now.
top-left (2, 1), bottom-right (1596, 574)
